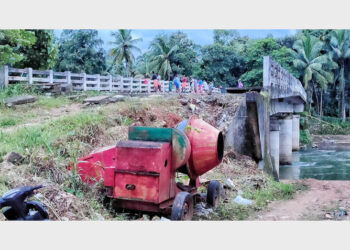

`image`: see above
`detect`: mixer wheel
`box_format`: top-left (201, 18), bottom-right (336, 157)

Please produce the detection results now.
top-left (207, 180), bottom-right (221, 207)
top-left (171, 192), bottom-right (193, 221)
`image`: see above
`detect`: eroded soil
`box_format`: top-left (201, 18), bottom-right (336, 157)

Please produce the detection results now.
top-left (255, 179), bottom-right (350, 220)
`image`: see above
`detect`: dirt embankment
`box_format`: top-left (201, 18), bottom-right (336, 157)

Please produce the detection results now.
top-left (256, 179), bottom-right (350, 220)
top-left (312, 134), bottom-right (350, 150)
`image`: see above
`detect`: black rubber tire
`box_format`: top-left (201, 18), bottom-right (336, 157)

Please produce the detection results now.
top-left (207, 180), bottom-right (221, 207)
top-left (2, 207), bottom-right (19, 220)
top-left (2, 201), bottom-right (49, 220)
top-left (25, 201), bottom-right (49, 220)
top-left (170, 192), bottom-right (193, 221)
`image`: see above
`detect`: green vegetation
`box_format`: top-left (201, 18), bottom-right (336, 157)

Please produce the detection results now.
top-left (309, 116), bottom-right (350, 135)
top-left (0, 84), bottom-right (37, 103)
top-left (0, 30), bottom-right (36, 65)
top-left (14, 30), bottom-right (57, 70)
top-left (0, 111), bottom-right (106, 157)
top-left (54, 30), bottom-right (107, 74)
top-left (109, 29), bottom-right (142, 77)
top-left (149, 35), bottom-right (179, 80)
top-left (241, 38), bottom-right (298, 86)
top-left (300, 129), bottom-right (312, 145)
top-left (211, 177), bottom-right (308, 220)
top-left (36, 96), bottom-right (71, 108)
top-left (0, 117), bottom-right (21, 127)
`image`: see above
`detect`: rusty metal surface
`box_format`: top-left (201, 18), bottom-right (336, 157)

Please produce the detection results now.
top-left (114, 141), bottom-right (172, 203)
top-left (76, 146), bottom-right (117, 184)
top-left (116, 140), bottom-right (164, 149)
top-left (171, 128), bottom-right (191, 170)
top-left (181, 117), bottom-right (224, 178)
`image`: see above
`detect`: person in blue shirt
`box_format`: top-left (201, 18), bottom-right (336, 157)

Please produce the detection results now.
top-left (198, 79), bottom-right (203, 93)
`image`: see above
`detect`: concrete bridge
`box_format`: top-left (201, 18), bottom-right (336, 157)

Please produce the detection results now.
top-left (225, 56), bottom-right (306, 180)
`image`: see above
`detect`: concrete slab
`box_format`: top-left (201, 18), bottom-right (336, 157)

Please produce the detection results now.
top-left (109, 95), bottom-right (125, 103)
top-left (5, 95), bottom-right (37, 107)
top-left (83, 95), bottom-right (110, 104)
top-left (68, 94), bottom-right (87, 100)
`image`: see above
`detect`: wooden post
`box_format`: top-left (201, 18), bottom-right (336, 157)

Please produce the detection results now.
top-left (162, 81), bottom-right (165, 93)
top-left (148, 80), bottom-right (151, 93)
top-left (0, 66), bottom-right (9, 88)
top-left (130, 77), bottom-right (133, 93)
top-left (27, 68), bottom-right (33, 84)
top-left (66, 71), bottom-right (72, 92)
top-left (120, 76), bottom-right (123, 93)
top-left (139, 79), bottom-right (142, 93)
top-left (49, 70), bottom-right (53, 84)
top-left (82, 73), bottom-right (87, 91)
top-left (96, 74), bottom-right (101, 91)
top-left (109, 75), bottom-right (113, 92)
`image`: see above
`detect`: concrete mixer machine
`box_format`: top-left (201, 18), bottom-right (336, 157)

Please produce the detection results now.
top-left (75, 116), bottom-right (224, 220)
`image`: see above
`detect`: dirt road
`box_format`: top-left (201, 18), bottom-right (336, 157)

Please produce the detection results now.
top-left (255, 179), bottom-right (350, 220)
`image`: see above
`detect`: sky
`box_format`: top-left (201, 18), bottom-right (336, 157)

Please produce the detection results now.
top-left (54, 29), bottom-right (299, 55)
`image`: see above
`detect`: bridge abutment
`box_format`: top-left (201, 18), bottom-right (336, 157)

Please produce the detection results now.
top-left (269, 118), bottom-right (280, 177)
top-left (279, 115), bottom-right (293, 165)
top-left (292, 114), bottom-right (300, 151)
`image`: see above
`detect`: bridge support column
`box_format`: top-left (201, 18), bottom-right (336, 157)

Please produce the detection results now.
top-left (279, 115), bottom-right (293, 165)
top-left (269, 119), bottom-right (280, 178)
top-left (292, 114), bottom-right (300, 151)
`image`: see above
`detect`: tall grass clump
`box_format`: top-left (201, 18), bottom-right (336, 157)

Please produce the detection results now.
top-left (0, 111), bottom-right (106, 158)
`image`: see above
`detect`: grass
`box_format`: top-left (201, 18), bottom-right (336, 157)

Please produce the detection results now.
top-left (210, 177), bottom-right (308, 220)
top-left (300, 129), bottom-right (312, 145)
top-left (0, 83), bottom-right (37, 101)
top-left (0, 111), bottom-right (107, 160)
top-left (36, 96), bottom-right (71, 109)
top-left (0, 117), bottom-right (21, 127)
top-left (307, 115), bottom-right (350, 135)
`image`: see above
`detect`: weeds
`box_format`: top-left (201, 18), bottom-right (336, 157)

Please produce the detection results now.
top-left (308, 115), bottom-right (350, 135)
top-left (210, 177), bottom-right (308, 220)
top-left (0, 112), bottom-right (107, 157)
top-left (36, 96), bottom-right (71, 109)
top-left (300, 129), bottom-right (312, 145)
top-left (0, 117), bottom-right (20, 127)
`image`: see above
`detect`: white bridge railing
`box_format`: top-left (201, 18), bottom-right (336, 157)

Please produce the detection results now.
top-left (0, 66), bottom-right (220, 94)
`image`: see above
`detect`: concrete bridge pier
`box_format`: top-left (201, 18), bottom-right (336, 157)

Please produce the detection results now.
top-left (269, 119), bottom-right (280, 177)
top-left (292, 114), bottom-right (300, 151)
top-left (279, 115), bottom-right (293, 165)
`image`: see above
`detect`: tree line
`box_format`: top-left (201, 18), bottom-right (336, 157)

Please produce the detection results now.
top-left (0, 29), bottom-right (349, 121)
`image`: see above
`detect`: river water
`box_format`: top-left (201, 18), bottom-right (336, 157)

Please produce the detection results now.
top-left (279, 149), bottom-right (350, 180)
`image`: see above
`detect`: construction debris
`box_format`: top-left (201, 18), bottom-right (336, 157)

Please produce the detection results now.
top-left (3, 152), bottom-right (24, 165)
top-left (67, 94), bottom-right (87, 100)
top-left (5, 95), bottom-right (37, 107)
top-left (82, 95), bottom-right (126, 105)
top-left (109, 95), bottom-right (125, 103)
top-left (83, 95), bottom-right (110, 105)
top-left (233, 195), bottom-right (253, 206)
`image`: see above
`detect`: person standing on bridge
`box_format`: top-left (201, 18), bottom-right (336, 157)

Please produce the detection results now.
top-left (174, 75), bottom-right (180, 93)
top-left (237, 78), bottom-right (243, 88)
top-left (203, 79), bottom-right (208, 92)
top-left (169, 74), bottom-right (174, 93)
top-left (156, 75), bottom-right (162, 92)
top-left (198, 79), bottom-right (203, 93)
top-left (193, 78), bottom-right (198, 93)
top-left (181, 76), bottom-right (187, 93)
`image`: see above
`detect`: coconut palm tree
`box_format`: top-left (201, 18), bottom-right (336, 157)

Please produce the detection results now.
top-left (150, 36), bottom-right (179, 80)
top-left (109, 29), bottom-right (142, 77)
top-left (293, 34), bottom-right (335, 113)
top-left (329, 30), bottom-right (350, 122)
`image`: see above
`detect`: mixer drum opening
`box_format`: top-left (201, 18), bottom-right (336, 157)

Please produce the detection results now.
top-left (217, 131), bottom-right (224, 162)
